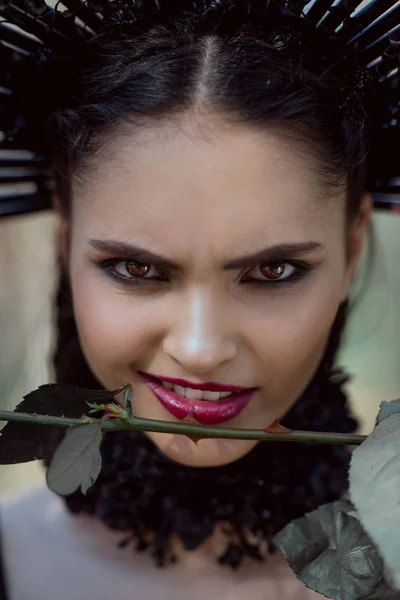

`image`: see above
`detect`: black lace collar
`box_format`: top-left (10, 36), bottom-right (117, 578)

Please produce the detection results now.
top-left (61, 367), bottom-right (357, 570)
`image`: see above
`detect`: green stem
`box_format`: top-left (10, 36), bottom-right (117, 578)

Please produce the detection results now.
top-left (0, 410), bottom-right (367, 445)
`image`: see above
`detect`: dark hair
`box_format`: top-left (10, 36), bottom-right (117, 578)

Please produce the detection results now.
top-left (41, 11), bottom-right (372, 384)
top-left (41, 9), bottom-right (369, 567)
top-left (26, 13), bottom-right (373, 220)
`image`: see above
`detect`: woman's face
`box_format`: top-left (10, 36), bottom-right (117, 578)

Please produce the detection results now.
top-left (60, 116), bottom-right (368, 467)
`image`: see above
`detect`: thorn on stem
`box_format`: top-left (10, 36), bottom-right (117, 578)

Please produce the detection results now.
top-left (185, 434), bottom-right (208, 445)
top-left (264, 419), bottom-right (290, 434)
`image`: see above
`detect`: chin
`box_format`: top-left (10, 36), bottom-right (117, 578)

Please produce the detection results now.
top-left (144, 430), bottom-right (259, 467)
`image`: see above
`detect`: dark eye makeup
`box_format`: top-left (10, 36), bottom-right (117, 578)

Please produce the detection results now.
top-left (90, 257), bottom-right (316, 290)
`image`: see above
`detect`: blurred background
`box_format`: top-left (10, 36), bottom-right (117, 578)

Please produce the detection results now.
top-left (1, 0), bottom-right (399, 498)
top-left (0, 206), bottom-right (399, 496)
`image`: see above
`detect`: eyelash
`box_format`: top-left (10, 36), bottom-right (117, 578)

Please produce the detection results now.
top-left (94, 258), bottom-right (314, 289)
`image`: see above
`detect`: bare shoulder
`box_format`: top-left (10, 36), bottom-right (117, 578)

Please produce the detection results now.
top-left (0, 486), bottom-right (327, 600)
top-left (0, 484), bottom-right (113, 600)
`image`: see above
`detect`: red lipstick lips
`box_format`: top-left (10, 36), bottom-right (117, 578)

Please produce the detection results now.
top-left (138, 371), bottom-right (253, 392)
top-left (138, 371), bottom-right (257, 426)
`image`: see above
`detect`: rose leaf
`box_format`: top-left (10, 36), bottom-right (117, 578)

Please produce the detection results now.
top-left (46, 423), bottom-right (103, 496)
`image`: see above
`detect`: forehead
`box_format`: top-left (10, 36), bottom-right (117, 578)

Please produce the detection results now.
top-left (72, 116), bottom-right (344, 253)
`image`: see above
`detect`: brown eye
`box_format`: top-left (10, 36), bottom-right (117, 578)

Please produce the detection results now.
top-left (125, 261), bottom-right (151, 278)
top-left (259, 262), bottom-right (288, 280)
top-left (241, 261), bottom-right (297, 284)
top-left (97, 258), bottom-right (170, 286)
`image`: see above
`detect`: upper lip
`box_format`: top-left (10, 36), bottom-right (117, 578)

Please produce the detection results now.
top-left (138, 371), bottom-right (257, 393)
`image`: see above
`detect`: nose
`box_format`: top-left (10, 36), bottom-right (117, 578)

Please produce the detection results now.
top-left (162, 290), bottom-right (238, 375)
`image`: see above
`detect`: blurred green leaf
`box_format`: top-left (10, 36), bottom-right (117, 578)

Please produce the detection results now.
top-left (46, 423), bottom-right (103, 496)
top-left (365, 580), bottom-right (400, 599)
top-left (350, 413), bottom-right (400, 591)
top-left (0, 383), bottom-right (114, 464)
top-left (375, 400), bottom-right (400, 426)
top-left (274, 500), bottom-right (383, 600)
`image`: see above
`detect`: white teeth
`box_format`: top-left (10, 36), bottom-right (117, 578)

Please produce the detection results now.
top-left (160, 381), bottom-right (234, 402)
top-left (185, 388), bottom-right (203, 400)
top-left (202, 390), bottom-right (221, 401)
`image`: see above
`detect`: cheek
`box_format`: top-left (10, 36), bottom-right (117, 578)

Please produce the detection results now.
top-left (71, 258), bottom-right (345, 401)
top-left (244, 273), bottom-right (344, 398)
top-left (70, 274), bottom-right (159, 383)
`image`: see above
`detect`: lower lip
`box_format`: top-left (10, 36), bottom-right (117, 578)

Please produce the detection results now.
top-left (140, 375), bottom-right (256, 425)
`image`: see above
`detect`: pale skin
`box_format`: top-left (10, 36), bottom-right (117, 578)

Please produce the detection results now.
top-left (38, 113), bottom-right (373, 597)
top-left (56, 112), bottom-right (372, 469)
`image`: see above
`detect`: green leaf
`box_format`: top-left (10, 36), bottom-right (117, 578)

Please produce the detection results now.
top-left (365, 580), bottom-right (400, 599)
top-left (0, 383), bottom-right (114, 464)
top-left (12, 383), bottom-right (113, 417)
top-left (273, 500), bottom-right (383, 600)
top-left (123, 385), bottom-right (133, 415)
top-left (86, 401), bottom-right (104, 415)
top-left (349, 412), bottom-right (400, 591)
top-left (46, 423), bottom-right (103, 496)
top-left (375, 400), bottom-right (400, 426)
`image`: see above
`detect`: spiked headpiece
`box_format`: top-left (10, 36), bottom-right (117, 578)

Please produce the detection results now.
top-left (0, 0), bottom-right (399, 217)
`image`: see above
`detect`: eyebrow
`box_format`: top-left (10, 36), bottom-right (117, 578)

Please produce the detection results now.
top-left (88, 239), bottom-right (326, 270)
